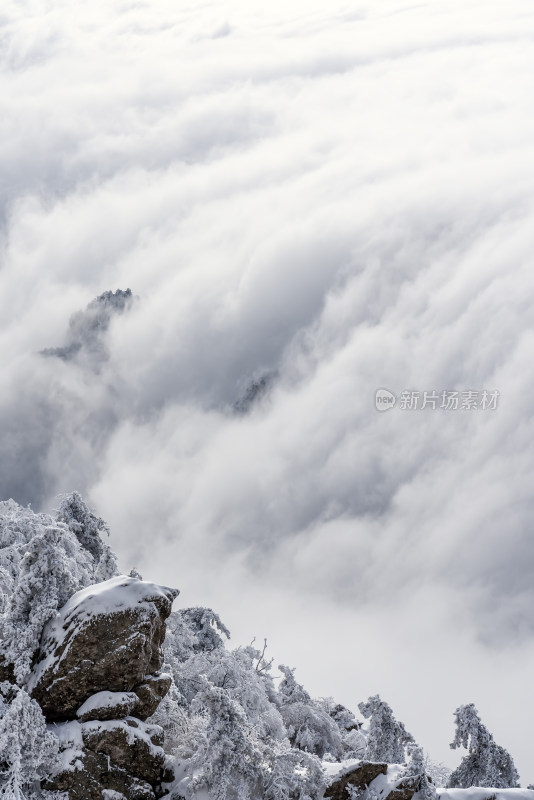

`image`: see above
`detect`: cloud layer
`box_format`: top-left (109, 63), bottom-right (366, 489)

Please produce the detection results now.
top-left (2, 0), bottom-right (534, 780)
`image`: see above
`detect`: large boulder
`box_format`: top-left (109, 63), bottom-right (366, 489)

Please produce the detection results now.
top-left (27, 575), bottom-right (178, 720)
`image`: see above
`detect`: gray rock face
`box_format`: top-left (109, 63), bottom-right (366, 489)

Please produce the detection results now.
top-left (45, 717), bottom-right (174, 800)
top-left (81, 718), bottom-right (166, 783)
top-left (44, 747), bottom-right (157, 800)
top-left (28, 575), bottom-right (178, 720)
top-left (31, 576), bottom-right (179, 800)
top-left (134, 674), bottom-right (173, 721)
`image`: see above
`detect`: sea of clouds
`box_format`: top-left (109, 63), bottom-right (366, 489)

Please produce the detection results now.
top-left (2, 0), bottom-right (534, 780)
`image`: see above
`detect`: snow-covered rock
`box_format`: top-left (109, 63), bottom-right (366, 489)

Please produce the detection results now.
top-left (46, 716), bottom-right (172, 799)
top-left (324, 760), bottom-right (388, 800)
top-left (27, 575), bottom-right (178, 719)
top-left (76, 691), bottom-right (139, 722)
top-left (80, 717), bottom-right (166, 783)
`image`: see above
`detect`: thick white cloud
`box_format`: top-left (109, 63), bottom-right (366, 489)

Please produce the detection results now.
top-left (2, 0), bottom-right (534, 781)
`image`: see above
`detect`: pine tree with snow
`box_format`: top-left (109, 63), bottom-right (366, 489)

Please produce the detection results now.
top-left (448, 703), bottom-right (519, 788)
top-left (358, 695), bottom-right (414, 763)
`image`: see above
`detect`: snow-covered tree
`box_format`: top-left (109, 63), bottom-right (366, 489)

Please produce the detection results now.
top-left (56, 491), bottom-right (117, 579)
top-left (317, 698), bottom-right (366, 759)
top-left (0, 683), bottom-right (59, 799)
top-left (158, 617), bottom-right (331, 799)
top-left (448, 703), bottom-right (519, 788)
top-left (262, 742), bottom-right (325, 800)
top-left (423, 753), bottom-right (452, 788)
top-left (0, 496), bottom-right (118, 682)
top-left (163, 607), bottom-right (230, 675)
top-left (278, 666), bottom-right (342, 759)
top-left (400, 744), bottom-right (436, 800)
top-left (190, 680), bottom-right (265, 800)
top-left (358, 695), bottom-right (414, 763)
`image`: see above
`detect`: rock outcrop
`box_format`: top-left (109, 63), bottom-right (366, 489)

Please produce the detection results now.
top-left (386, 775), bottom-right (421, 800)
top-left (133, 673), bottom-right (173, 721)
top-left (324, 762), bottom-right (388, 800)
top-left (28, 575), bottom-right (179, 800)
top-left (76, 691), bottom-right (140, 723)
top-left (324, 762), bottom-right (422, 800)
top-left (28, 575), bottom-right (177, 719)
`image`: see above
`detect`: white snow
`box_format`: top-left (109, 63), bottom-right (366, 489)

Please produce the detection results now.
top-left (49, 720), bottom-right (84, 749)
top-left (438, 791), bottom-right (534, 800)
top-left (47, 720), bottom-right (84, 775)
top-left (55, 575), bottom-right (178, 621)
top-left (322, 758), bottom-right (363, 781)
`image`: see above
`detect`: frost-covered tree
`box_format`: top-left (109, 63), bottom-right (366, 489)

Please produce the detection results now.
top-left (317, 699), bottom-right (366, 759)
top-left (186, 677), bottom-right (325, 800)
top-left (262, 742), bottom-right (325, 800)
top-left (448, 703), bottom-right (520, 788)
top-left (400, 744), bottom-right (436, 800)
top-left (56, 491), bottom-right (117, 579)
top-left (278, 666), bottom-right (342, 759)
top-left (319, 700), bottom-right (359, 733)
top-left (164, 623), bottom-right (282, 736)
top-left (358, 695), bottom-right (414, 763)
top-left (0, 496), bottom-right (122, 797)
top-left (0, 496), bottom-right (119, 681)
top-left (190, 680), bottom-right (265, 800)
top-left (423, 753), bottom-right (452, 788)
top-left (163, 607), bottom-right (230, 673)
top-left (158, 616), bottom-right (331, 799)
top-left (0, 683), bottom-right (59, 799)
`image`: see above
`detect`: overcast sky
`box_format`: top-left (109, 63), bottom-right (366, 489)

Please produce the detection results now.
top-left (2, 0), bottom-right (534, 782)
